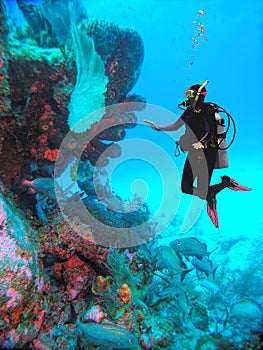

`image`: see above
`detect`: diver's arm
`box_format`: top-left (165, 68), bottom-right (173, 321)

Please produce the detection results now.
top-left (157, 118), bottom-right (184, 131)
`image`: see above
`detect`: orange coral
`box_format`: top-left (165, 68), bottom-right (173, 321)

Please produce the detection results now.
top-left (43, 149), bottom-right (59, 161)
top-left (91, 275), bottom-right (111, 295)
top-left (117, 283), bottom-right (132, 305)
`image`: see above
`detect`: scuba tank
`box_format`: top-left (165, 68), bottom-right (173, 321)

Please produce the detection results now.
top-left (207, 102), bottom-right (236, 168)
top-left (212, 105), bottom-right (229, 169)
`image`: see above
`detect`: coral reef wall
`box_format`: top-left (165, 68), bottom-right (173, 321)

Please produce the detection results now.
top-left (0, 0), bottom-right (11, 115)
top-left (0, 184), bottom-right (45, 349)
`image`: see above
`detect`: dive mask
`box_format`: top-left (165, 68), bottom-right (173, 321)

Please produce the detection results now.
top-left (184, 89), bottom-right (196, 98)
top-left (184, 89), bottom-right (207, 98)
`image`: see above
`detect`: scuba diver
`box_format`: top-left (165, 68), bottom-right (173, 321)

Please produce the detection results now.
top-left (144, 80), bottom-right (251, 227)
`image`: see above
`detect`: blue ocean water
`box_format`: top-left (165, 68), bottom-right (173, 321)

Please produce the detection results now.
top-left (8, 0), bottom-right (262, 237)
top-left (71, 0), bottom-right (263, 238)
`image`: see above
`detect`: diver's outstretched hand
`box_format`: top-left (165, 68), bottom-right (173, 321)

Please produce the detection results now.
top-left (144, 120), bottom-right (160, 131)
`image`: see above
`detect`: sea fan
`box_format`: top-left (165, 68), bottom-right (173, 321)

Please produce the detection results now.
top-left (67, 25), bottom-right (108, 132)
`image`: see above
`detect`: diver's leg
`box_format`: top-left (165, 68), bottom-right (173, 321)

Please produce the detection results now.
top-left (205, 150), bottom-right (251, 227)
top-left (220, 176), bottom-right (252, 191)
top-left (206, 175), bottom-right (252, 228)
top-left (200, 147), bottom-right (219, 227)
top-left (196, 153), bottom-right (213, 199)
top-left (190, 148), bottom-right (216, 199)
top-left (208, 175), bottom-right (251, 197)
top-left (182, 150), bottom-right (212, 198)
top-left (181, 157), bottom-right (195, 195)
top-left (207, 181), bottom-right (226, 197)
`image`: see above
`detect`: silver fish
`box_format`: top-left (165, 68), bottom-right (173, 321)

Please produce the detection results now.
top-left (176, 292), bottom-right (190, 315)
top-left (76, 321), bottom-right (138, 349)
top-left (67, 304), bottom-right (138, 349)
top-left (229, 300), bottom-right (262, 321)
top-left (170, 237), bottom-right (218, 258)
top-left (199, 279), bottom-right (220, 293)
top-left (156, 246), bottom-right (193, 282)
top-left (191, 257), bottom-right (218, 277)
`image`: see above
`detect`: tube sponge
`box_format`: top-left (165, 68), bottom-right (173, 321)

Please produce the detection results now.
top-left (67, 25), bottom-right (108, 133)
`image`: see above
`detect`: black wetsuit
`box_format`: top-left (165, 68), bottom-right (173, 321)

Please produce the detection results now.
top-left (180, 103), bottom-right (218, 199)
top-left (159, 102), bottom-right (218, 200)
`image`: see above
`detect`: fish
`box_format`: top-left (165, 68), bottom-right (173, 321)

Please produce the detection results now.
top-left (199, 279), bottom-right (220, 293)
top-left (13, 173), bottom-right (58, 223)
top-left (170, 237), bottom-right (218, 258)
top-left (66, 304), bottom-right (139, 349)
top-left (156, 246), bottom-right (193, 282)
top-left (191, 257), bottom-right (218, 277)
top-left (21, 178), bottom-right (56, 198)
top-left (229, 300), bottom-right (263, 321)
top-left (176, 292), bottom-right (190, 315)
